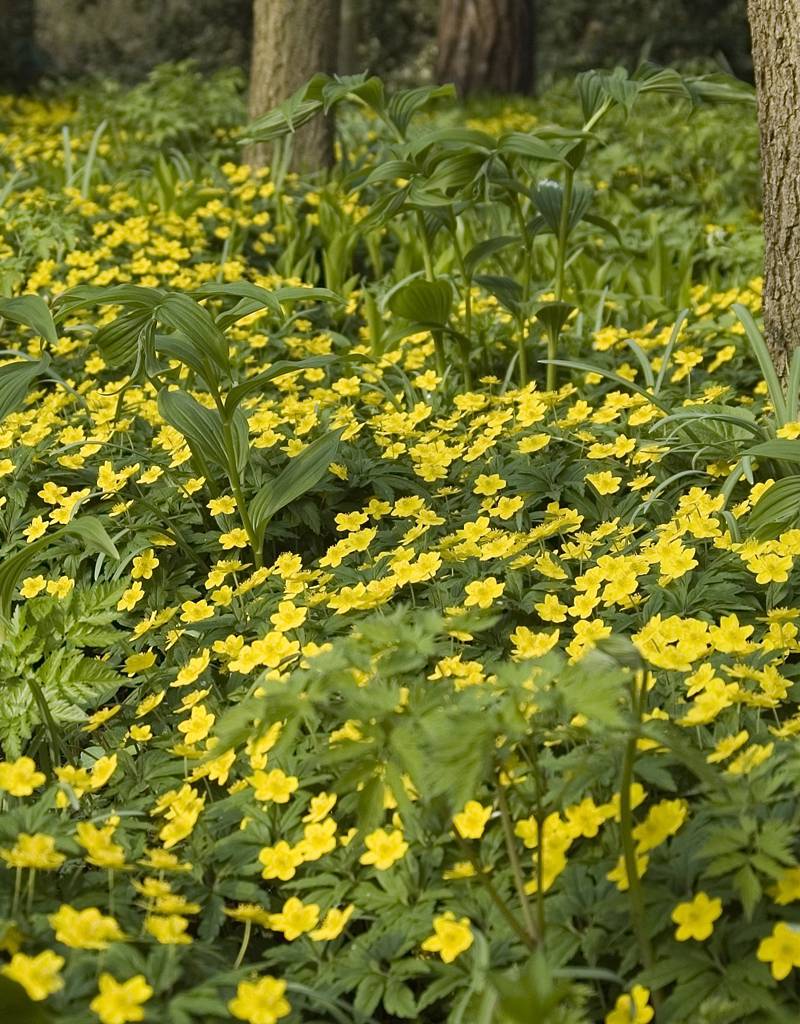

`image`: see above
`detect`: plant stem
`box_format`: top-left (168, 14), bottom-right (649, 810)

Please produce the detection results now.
top-left (619, 672), bottom-right (654, 977)
top-left (221, 415), bottom-right (262, 569)
top-left (454, 832), bottom-right (536, 951)
top-left (550, 166), bottom-right (575, 393)
top-left (497, 784), bottom-right (539, 946)
top-left (233, 919), bottom-right (252, 970)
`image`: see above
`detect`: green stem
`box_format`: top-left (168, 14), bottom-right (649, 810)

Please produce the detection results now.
top-left (497, 784), bottom-right (539, 946)
top-left (233, 919), bottom-right (253, 970)
top-left (619, 674), bottom-right (654, 977)
top-left (454, 832), bottom-right (536, 951)
top-left (12, 867), bottom-right (21, 917)
top-left (26, 869), bottom-right (36, 916)
top-left (550, 166), bottom-right (575, 393)
top-left (220, 415), bottom-right (262, 569)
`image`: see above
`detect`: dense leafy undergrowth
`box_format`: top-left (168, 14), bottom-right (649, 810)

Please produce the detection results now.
top-left (2, 62), bottom-right (800, 1024)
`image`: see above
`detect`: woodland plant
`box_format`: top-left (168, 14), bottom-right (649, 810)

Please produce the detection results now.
top-left (1, 64), bottom-right (800, 1024)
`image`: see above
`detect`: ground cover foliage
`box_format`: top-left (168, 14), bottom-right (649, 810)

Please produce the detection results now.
top-left (2, 63), bottom-right (800, 1023)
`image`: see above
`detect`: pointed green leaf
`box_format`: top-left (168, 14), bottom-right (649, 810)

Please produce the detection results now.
top-left (0, 295), bottom-right (58, 346)
top-left (251, 430), bottom-right (341, 547)
top-left (388, 279), bottom-right (452, 327)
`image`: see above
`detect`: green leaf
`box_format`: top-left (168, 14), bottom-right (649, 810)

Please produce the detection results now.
top-left (0, 295), bottom-right (58, 346)
top-left (733, 303), bottom-right (788, 426)
top-left (747, 477), bottom-right (800, 536)
top-left (388, 279), bottom-right (452, 327)
top-left (63, 516), bottom-right (120, 561)
top-left (0, 517), bottom-right (119, 620)
top-left (386, 83), bottom-right (455, 138)
top-left (155, 294), bottom-right (229, 371)
top-left (497, 132), bottom-right (567, 164)
top-left (92, 308), bottom-right (153, 368)
top-left (534, 302), bottom-right (575, 344)
top-left (224, 356), bottom-right (338, 416)
top-left (250, 430), bottom-right (341, 548)
top-left (157, 388), bottom-right (230, 472)
top-left (464, 235), bottom-right (519, 278)
top-left (746, 440), bottom-right (800, 463)
top-left (0, 357), bottom-right (47, 420)
top-left (532, 179), bottom-right (594, 235)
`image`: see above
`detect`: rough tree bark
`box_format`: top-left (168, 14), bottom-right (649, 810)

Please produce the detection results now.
top-left (747, 0), bottom-right (800, 379)
top-left (247, 0), bottom-right (341, 172)
top-left (436, 0), bottom-right (536, 97)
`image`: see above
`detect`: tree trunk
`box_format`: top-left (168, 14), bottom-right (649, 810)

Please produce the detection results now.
top-left (0, 0), bottom-right (38, 91)
top-left (747, 0), bottom-right (800, 379)
top-left (338, 0), bottom-right (362, 76)
top-left (436, 0), bottom-right (536, 97)
top-left (246, 0), bottom-right (340, 172)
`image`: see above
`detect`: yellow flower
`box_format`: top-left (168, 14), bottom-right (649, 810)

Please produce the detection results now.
top-left (259, 841), bottom-right (304, 881)
top-left (145, 915), bottom-right (192, 944)
top-left (473, 473), bottom-right (506, 495)
top-left (359, 828), bottom-right (408, 870)
top-left (118, 582), bottom-right (145, 611)
top-left (605, 985), bottom-right (654, 1024)
top-left (177, 704), bottom-right (215, 745)
top-left (247, 769), bottom-right (299, 803)
top-left (421, 912), bottom-right (474, 963)
top-left (464, 577), bottom-right (505, 609)
top-left (757, 922), bottom-right (800, 980)
top-left (0, 756), bottom-right (45, 796)
top-left (0, 833), bottom-right (65, 869)
top-left (131, 549), bottom-right (159, 580)
top-left (586, 471), bottom-right (622, 495)
top-left (310, 904), bottom-right (354, 941)
top-left (219, 528), bottom-right (249, 549)
top-left (269, 897), bottom-right (319, 940)
top-left (671, 892), bottom-right (722, 941)
top-left (208, 495), bottom-right (237, 515)
top-left (180, 599), bottom-right (214, 623)
top-left (23, 515), bottom-right (48, 542)
top-left (295, 818), bottom-right (337, 861)
top-left (49, 904), bottom-right (125, 949)
top-left (19, 575), bottom-right (47, 598)
top-left (452, 800), bottom-right (492, 839)
top-left (632, 799), bottom-right (688, 853)
top-left (228, 976), bottom-right (291, 1024)
top-left (89, 973), bottom-right (153, 1024)
top-left (303, 792), bottom-right (337, 823)
top-left (76, 820), bottom-right (126, 868)
top-left (1, 950), bottom-right (65, 1001)
top-left (270, 600), bottom-right (307, 632)
top-left (124, 650), bottom-right (156, 676)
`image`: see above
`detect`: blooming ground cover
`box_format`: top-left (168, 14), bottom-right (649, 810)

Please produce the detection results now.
top-left (1, 63), bottom-right (800, 1023)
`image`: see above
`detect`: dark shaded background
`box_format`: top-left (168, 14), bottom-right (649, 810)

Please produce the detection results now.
top-left (3, 0), bottom-right (751, 91)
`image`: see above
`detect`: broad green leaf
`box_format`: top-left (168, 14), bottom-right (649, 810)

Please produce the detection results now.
top-left (497, 132), bottom-right (567, 164)
top-left (747, 477), bottom-right (800, 536)
top-left (224, 356), bottom-right (338, 415)
top-left (157, 388), bottom-right (229, 471)
top-left (746, 439), bottom-right (800, 462)
top-left (251, 430), bottom-right (341, 547)
top-left (156, 293), bottom-right (229, 371)
top-left (464, 235), bottom-right (518, 278)
top-left (0, 295), bottom-right (58, 346)
top-left (93, 308), bottom-right (153, 367)
top-left (0, 357), bottom-right (46, 420)
top-left (388, 279), bottom-right (452, 327)
top-left (534, 301), bottom-right (575, 343)
top-left (532, 179), bottom-right (594, 234)
top-left (733, 303), bottom-right (788, 426)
